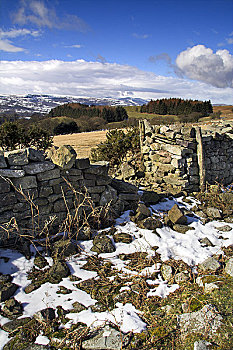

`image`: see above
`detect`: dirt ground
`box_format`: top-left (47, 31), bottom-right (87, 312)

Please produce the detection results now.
top-left (53, 130), bottom-right (107, 158)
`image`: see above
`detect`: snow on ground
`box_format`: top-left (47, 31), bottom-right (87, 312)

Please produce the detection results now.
top-left (0, 196), bottom-right (233, 349)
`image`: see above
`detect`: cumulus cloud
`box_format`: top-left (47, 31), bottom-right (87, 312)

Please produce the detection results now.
top-left (176, 45), bottom-right (233, 88)
top-left (12, 0), bottom-right (89, 31)
top-left (0, 59), bottom-right (232, 104)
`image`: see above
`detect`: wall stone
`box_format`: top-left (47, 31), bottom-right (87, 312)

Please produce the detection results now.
top-left (139, 120), bottom-right (233, 193)
top-left (0, 147), bottom-right (139, 239)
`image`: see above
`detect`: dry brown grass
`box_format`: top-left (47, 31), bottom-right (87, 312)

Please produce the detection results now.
top-left (52, 106), bottom-right (233, 158)
top-left (213, 105), bottom-right (233, 120)
top-left (53, 130), bottom-right (107, 158)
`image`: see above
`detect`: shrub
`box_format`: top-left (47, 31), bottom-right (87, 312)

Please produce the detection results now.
top-left (90, 127), bottom-right (140, 166)
top-left (0, 122), bottom-right (53, 151)
top-left (53, 121), bottom-right (79, 135)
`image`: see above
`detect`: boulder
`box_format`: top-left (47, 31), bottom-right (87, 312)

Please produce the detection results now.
top-left (34, 254), bottom-right (49, 269)
top-left (48, 260), bottom-right (70, 283)
top-left (141, 191), bottom-right (160, 205)
top-left (194, 341), bottom-right (212, 350)
top-left (216, 225), bottom-right (232, 232)
top-left (0, 281), bottom-right (18, 302)
top-left (99, 185), bottom-right (118, 206)
top-left (34, 307), bottom-right (56, 323)
top-left (27, 148), bottom-right (45, 162)
top-left (49, 145), bottom-right (77, 169)
top-left (205, 207), bottom-right (222, 219)
top-left (219, 192), bottom-right (233, 205)
top-left (120, 162), bottom-right (135, 179)
top-left (2, 317), bottom-right (31, 332)
top-left (111, 178), bottom-right (138, 193)
top-left (199, 237), bottom-right (214, 247)
top-left (75, 158), bottom-right (90, 169)
top-left (71, 301), bottom-right (87, 313)
top-left (168, 204), bottom-right (187, 225)
top-left (138, 217), bottom-right (162, 230)
top-left (177, 304), bottom-right (222, 338)
top-left (52, 239), bottom-right (79, 258)
top-left (91, 234), bottom-right (116, 254)
top-left (173, 224), bottom-right (194, 234)
top-left (198, 257), bottom-right (221, 273)
top-left (1, 297), bottom-right (23, 319)
top-left (134, 203), bottom-right (151, 222)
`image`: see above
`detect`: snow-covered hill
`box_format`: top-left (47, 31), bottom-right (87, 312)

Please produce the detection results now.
top-left (0, 94), bottom-right (148, 116)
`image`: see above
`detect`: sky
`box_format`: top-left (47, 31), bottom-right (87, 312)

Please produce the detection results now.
top-left (0, 0), bottom-right (233, 104)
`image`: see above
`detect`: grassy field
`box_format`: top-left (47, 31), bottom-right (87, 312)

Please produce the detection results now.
top-left (53, 129), bottom-right (107, 158)
top-left (53, 105), bottom-right (233, 158)
top-left (212, 105), bottom-right (233, 119)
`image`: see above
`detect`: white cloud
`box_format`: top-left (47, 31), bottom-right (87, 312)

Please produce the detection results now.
top-left (132, 33), bottom-right (149, 39)
top-left (0, 59), bottom-right (232, 104)
top-left (0, 28), bottom-right (40, 38)
top-left (0, 28), bottom-right (41, 52)
top-left (0, 39), bottom-right (25, 52)
top-left (65, 44), bottom-right (82, 49)
top-left (176, 45), bottom-right (233, 88)
top-left (13, 0), bottom-right (89, 31)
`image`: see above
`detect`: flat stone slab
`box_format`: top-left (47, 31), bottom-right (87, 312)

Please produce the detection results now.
top-left (0, 169), bottom-right (25, 178)
top-left (23, 161), bottom-right (55, 174)
top-left (4, 149), bottom-right (29, 166)
top-left (178, 304), bottom-right (222, 338)
top-left (82, 325), bottom-right (130, 350)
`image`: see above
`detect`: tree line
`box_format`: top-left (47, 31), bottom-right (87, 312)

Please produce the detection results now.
top-left (49, 103), bottom-right (128, 123)
top-left (140, 98), bottom-right (213, 116)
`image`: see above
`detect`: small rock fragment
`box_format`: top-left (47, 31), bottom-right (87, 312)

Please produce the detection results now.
top-left (168, 204), bottom-right (187, 225)
top-left (225, 257), bottom-right (233, 277)
top-left (198, 257), bottom-right (221, 273)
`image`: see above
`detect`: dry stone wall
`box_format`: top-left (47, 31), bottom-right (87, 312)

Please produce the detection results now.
top-left (0, 147), bottom-right (138, 238)
top-left (139, 120), bottom-right (233, 193)
top-left (201, 125), bottom-right (233, 185)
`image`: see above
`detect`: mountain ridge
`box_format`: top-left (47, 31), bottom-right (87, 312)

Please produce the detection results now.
top-left (0, 94), bottom-right (148, 116)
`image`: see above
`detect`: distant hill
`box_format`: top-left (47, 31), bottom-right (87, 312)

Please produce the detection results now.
top-left (0, 94), bottom-right (148, 116)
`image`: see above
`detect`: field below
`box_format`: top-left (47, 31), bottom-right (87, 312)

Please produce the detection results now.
top-left (53, 129), bottom-right (107, 158)
top-left (52, 105), bottom-right (233, 159)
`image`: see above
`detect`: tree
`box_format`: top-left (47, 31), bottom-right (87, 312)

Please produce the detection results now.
top-left (0, 122), bottom-right (53, 151)
top-left (53, 121), bottom-right (79, 135)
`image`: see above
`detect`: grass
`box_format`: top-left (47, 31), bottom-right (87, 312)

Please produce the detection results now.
top-left (53, 130), bottom-right (107, 158)
top-left (53, 105), bottom-right (233, 159)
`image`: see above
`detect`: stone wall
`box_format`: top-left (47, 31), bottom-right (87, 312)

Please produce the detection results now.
top-left (0, 147), bottom-right (138, 237)
top-left (139, 120), bottom-right (233, 193)
top-left (201, 125), bottom-right (233, 185)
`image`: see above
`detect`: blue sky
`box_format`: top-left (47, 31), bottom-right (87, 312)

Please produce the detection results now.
top-left (0, 0), bottom-right (233, 103)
